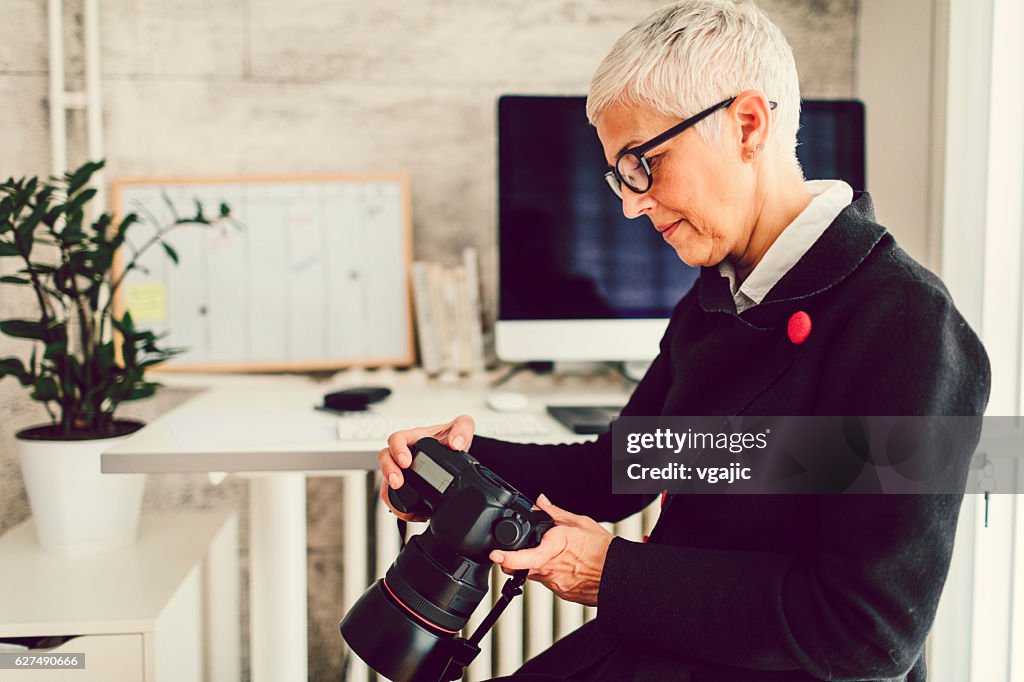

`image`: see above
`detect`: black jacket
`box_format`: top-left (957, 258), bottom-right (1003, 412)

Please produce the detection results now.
top-left (472, 193), bottom-right (991, 681)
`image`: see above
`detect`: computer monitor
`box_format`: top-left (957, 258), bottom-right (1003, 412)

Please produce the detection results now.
top-left (496, 95), bottom-right (865, 363)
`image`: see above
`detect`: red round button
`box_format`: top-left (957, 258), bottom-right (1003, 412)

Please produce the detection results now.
top-left (787, 311), bottom-right (812, 344)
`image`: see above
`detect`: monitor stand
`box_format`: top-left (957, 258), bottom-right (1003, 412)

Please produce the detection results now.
top-left (546, 405), bottom-right (622, 435)
top-left (491, 359), bottom-right (653, 387)
top-left (490, 361), bottom-right (554, 388)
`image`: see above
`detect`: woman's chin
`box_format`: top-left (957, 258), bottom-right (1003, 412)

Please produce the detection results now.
top-left (665, 228), bottom-right (712, 268)
top-left (671, 243), bottom-right (712, 268)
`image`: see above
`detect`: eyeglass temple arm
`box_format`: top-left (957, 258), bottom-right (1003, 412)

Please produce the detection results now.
top-left (634, 97), bottom-right (778, 156)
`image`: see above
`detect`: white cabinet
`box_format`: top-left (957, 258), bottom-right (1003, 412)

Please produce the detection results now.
top-left (1, 635), bottom-right (145, 681)
top-left (0, 511), bottom-right (239, 682)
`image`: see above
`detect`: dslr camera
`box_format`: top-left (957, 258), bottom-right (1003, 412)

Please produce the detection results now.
top-left (340, 437), bottom-right (553, 682)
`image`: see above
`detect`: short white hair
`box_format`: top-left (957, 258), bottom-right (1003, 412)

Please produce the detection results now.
top-left (587, 0), bottom-right (802, 167)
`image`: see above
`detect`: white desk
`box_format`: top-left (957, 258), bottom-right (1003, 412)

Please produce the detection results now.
top-left (100, 369), bottom-right (628, 682)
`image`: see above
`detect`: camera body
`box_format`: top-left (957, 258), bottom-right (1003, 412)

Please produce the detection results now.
top-left (388, 437), bottom-right (552, 559)
top-left (341, 437), bottom-right (552, 682)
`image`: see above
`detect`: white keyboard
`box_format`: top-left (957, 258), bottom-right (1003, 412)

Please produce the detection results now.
top-left (336, 413), bottom-right (553, 441)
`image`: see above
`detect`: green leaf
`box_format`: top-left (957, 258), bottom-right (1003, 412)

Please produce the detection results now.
top-left (160, 240), bottom-right (179, 265)
top-left (26, 264), bottom-right (56, 274)
top-left (65, 187), bottom-right (97, 215)
top-left (15, 178), bottom-right (38, 207)
top-left (0, 195), bottom-right (13, 225)
top-left (59, 210), bottom-right (90, 242)
top-left (112, 213), bottom-right (139, 248)
top-left (43, 340), bottom-right (67, 360)
top-left (87, 213), bottom-right (111, 243)
top-left (96, 343), bottom-right (114, 374)
top-left (125, 381), bottom-right (157, 401)
top-left (0, 275), bottom-right (29, 285)
top-left (111, 316), bottom-right (131, 338)
top-left (43, 205), bottom-right (63, 228)
top-left (67, 354), bottom-right (83, 386)
top-left (66, 160), bottom-right (105, 196)
top-left (219, 202), bottom-right (231, 218)
top-left (30, 375), bottom-right (60, 401)
top-left (14, 199), bottom-right (48, 256)
top-left (161, 192), bottom-right (179, 223)
top-left (137, 357), bottom-right (170, 370)
top-left (0, 357), bottom-right (33, 385)
top-left (53, 262), bottom-right (78, 296)
top-left (0, 241), bottom-right (20, 256)
top-left (0, 319), bottom-right (51, 341)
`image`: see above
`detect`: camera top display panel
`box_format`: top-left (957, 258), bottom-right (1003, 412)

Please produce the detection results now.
top-left (412, 453), bottom-right (455, 493)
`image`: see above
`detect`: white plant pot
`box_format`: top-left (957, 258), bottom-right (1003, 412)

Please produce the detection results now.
top-left (16, 421), bottom-right (146, 556)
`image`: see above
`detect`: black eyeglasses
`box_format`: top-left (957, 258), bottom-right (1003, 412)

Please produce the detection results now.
top-left (604, 97), bottom-right (778, 199)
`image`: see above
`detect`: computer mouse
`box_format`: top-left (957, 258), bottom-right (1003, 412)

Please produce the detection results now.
top-left (322, 386), bottom-right (392, 412)
top-left (485, 391), bottom-right (529, 412)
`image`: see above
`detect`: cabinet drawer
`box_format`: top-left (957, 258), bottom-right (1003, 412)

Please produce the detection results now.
top-left (2, 634), bottom-right (144, 681)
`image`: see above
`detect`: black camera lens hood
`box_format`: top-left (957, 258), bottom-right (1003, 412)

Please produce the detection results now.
top-left (340, 580), bottom-right (461, 682)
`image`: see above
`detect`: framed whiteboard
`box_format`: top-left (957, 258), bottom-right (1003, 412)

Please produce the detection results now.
top-left (111, 175), bottom-right (414, 372)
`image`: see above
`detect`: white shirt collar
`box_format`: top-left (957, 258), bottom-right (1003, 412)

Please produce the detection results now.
top-left (718, 179), bottom-right (854, 313)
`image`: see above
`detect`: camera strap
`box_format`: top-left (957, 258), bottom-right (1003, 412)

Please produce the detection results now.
top-left (396, 518), bottom-right (407, 549)
top-left (440, 569), bottom-right (530, 681)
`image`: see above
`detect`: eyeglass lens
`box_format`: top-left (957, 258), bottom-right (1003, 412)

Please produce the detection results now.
top-left (615, 153), bottom-right (650, 195)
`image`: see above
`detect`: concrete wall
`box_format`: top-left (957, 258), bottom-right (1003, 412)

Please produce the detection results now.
top-left (1, 1), bottom-right (858, 678)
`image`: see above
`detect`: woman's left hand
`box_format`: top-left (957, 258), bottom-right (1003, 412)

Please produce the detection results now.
top-left (489, 494), bottom-right (614, 607)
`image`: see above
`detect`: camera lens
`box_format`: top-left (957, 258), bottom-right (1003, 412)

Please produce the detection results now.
top-left (384, 533), bottom-right (490, 631)
top-left (341, 533), bottom-right (493, 681)
top-left (340, 581), bottom-right (463, 682)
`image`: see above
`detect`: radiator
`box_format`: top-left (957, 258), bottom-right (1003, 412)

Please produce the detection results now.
top-left (340, 471), bottom-right (662, 681)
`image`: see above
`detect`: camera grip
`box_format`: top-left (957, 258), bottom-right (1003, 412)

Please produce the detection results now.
top-left (531, 510), bottom-right (555, 538)
top-left (387, 482), bottom-right (431, 517)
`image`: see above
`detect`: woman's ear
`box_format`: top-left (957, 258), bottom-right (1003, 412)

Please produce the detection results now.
top-left (732, 90), bottom-right (773, 159)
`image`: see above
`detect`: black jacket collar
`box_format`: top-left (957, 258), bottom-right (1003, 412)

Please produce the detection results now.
top-left (697, 192), bottom-right (887, 327)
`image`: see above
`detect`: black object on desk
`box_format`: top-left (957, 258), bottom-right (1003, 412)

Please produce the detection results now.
top-left (546, 405), bottom-right (622, 435)
top-left (319, 386), bottom-right (392, 413)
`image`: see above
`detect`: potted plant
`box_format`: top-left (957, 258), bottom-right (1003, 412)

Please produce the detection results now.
top-left (0, 160), bottom-right (232, 555)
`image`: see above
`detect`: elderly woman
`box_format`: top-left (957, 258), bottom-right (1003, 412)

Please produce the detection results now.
top-left (379, 1), bottom-right (990, 680)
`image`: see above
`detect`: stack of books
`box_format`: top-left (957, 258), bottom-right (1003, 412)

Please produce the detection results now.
top-left (410, 247), bottom-right (487, 376)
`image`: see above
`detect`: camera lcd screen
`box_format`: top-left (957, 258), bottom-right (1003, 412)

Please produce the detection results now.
top-left (412, 453), bottom-right (454, 494)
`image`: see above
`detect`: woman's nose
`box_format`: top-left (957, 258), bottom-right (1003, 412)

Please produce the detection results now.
top-left (621, 187), bottom-right (655, 220)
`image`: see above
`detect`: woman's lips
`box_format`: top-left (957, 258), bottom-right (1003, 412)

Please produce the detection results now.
top-left (659, 219), bottom-right (682, 240)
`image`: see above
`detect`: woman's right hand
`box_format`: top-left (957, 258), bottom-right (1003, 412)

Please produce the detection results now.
top-left (377, 414), bottom-right (477, 522)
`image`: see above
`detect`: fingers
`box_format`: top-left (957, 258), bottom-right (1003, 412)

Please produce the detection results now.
top-left (490, 529), bottom-right (568, 570)
top-left (380, 420), bottom-right (458, 488)
top-left (377, 446), bottom-right (407, 489)
top-left (535, 493), bottom-right (580, 527)
top-left (378, 481), bottom-right (422, 522)
top-left (382, 415), bottom-right (475, 471)
top-left (375, 415), bottom-right (477, 522)
top-left (386, 426), bottom-right (433, 468)
top-left (441, 414), bottom-right (476, 452)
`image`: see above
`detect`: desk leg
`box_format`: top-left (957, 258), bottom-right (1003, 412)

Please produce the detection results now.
top-left (249, 474), bottom-right (308, 682)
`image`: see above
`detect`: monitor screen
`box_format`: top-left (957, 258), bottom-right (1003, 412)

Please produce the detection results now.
top-left (496, 95), bottom-right (865, 361)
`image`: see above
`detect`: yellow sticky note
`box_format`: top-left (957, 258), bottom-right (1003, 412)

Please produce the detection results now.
top-left (125, 282), bottom-right (167, 322)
